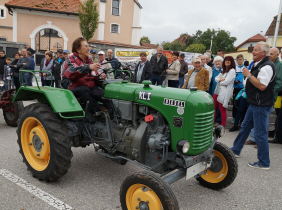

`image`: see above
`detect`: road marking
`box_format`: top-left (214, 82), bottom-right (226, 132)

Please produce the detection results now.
top-left (0, 169), bottom-right (73, 210)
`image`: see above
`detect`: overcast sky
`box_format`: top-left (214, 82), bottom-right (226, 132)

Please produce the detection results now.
top-left (139, 0), bottom-right (280, 46)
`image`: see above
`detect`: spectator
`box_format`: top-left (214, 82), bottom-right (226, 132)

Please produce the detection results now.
top-left (52, 49), bottom-right (65, 88)
top-left (178, 53), bottom-right (188, 88)
top-left (230, 54), bottom-right (245, 131)
top-left (17, 48), bottom-right (35, 86)
top-left (63, 50), bottom-right (70, 59)
top-left (90, 49), bottom-right (98, 63)
top-left (3, 57), bottom-right (13, 90)
top-left (268, 47), bottom-right (282, 144)
top-left (166, 51), bottom-right (181, 88)
top-left (200, 54), bottom-right (212, 83)
top-left (98, 51), bottom-right (112, 71)
top-left (133, 52), bottom-right (151, 83)
top-left (209, 56), bottom-right (223, 95)
top-left (106, 49), bottom-right (121, 70)
top-left (231, 42), bottom-right (276, 170)
top-left (10, 53), bottom-right (21, 89)
top-left (204, 52), bottom-right (213, 67)
top-left (217, 50), bottom-right (225, 58)
top-left (150, 46), bottom-right (168, 85)
top-left (213, 56), bottom-right (236, 127)
top-left (40, 51), bottom-right (54, 86)
top-left (0, 50), bottom-right (7, 91)
top-left (182, 57), bottom-right (209, 91)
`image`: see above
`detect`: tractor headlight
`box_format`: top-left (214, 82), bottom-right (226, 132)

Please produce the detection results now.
top-left (0, 80), bottom-right (4, 87)
top-left (178, 140), bottom-right (190, 154)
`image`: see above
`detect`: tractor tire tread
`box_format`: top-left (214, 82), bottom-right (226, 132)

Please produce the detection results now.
top-left (120, 170), bottom-right (179, 210)
top-left (17, 103), bottom-right (72, 182)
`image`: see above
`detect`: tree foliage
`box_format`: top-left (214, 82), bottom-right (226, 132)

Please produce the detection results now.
top-left (140, 36), bottom-right (151, 45)
top-left (185, 43), bottom-right (206, 53)
top-left (162, 28), bottom-right (236, 54)
top-left (79, 0), bottom-right (99, 41)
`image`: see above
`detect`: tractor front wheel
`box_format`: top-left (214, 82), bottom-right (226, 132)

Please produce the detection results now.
top-left (120, 171), bottom-right (179, 210)
top-left (196, 142), bottom-right (238, 190)
top-left (17, 103), bottom-right (73, 182)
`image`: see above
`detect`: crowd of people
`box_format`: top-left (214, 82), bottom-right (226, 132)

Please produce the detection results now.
top-left (0, 38), bottom-right (281, 170)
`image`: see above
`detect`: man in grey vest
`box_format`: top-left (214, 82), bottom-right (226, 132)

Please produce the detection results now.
top-left (231, 42), bottom-right (276, 170)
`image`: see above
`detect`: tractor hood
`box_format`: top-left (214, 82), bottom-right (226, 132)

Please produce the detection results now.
top-left (104, 81), bottom-right (214, 155)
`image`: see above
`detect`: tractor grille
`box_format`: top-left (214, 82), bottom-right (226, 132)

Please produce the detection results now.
top-left (191, 111), bottom-right (214, 152)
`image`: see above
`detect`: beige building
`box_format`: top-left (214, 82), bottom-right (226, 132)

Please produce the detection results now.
top-left (225, 34), bottom-right (266, 61)
top-left (0, 0), bottom-right (142, 52)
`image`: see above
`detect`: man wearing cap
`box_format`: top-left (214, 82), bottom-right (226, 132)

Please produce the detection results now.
top-left (98, 51), bottom-right (112, 71)
top-left (17, 48), bottom-right (35, 86)
top-left (182, 57), bottom-right (209, 91)
top-left (63, 50), bottom-right (70, 59)
top-left (52, 49), bottom-right (64, 88)
top-left (90, 49), bottom-right (98, 63)
top-left (178, 53), bottom-right (188, 88)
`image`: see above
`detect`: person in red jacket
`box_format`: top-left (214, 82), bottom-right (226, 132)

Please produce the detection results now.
top-left (63, 37), bottom-right (106, 113)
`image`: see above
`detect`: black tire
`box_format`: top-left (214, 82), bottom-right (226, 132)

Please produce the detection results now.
top-left (120, 170), bottom-right (179, 210)
top-left (3, 101), bottom-right (24, 127)
top-left (196, 142), bottom-right (238, 190)
top-left (17, 103), bottom-right (73, 182)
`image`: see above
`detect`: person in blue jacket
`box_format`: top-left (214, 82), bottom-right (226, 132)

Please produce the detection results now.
top-left (230, 54), bottom-right (245, 131)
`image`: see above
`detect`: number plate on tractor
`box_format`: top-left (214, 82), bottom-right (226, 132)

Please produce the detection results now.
top-left (186, 162), bottom-right (209, 180)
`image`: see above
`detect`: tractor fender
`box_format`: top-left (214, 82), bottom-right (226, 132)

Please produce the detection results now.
top-left (13, 86), bottom-right (84, 119)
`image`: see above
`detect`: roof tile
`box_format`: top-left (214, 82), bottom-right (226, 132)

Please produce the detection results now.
top-left (5, 0), bottom-right (81, 14)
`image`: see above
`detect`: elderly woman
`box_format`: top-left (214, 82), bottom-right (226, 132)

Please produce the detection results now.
top-left (213, 56), bottom-right (236, 127)
top-left (182, 57), bottom-right (209, 91)
top-left (209, 56), bottom-right (223, 95)
top-left (166, 51), bottom-right (181, 88)
top-left (63, 37), bottom-right (105, 113)
top-left (40, 51), bottom-right (54, 86)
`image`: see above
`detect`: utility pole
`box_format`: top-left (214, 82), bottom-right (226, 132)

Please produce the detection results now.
top-left (273, 0), bottom-right (282, 47)
top-left (210, 35), bottom-right (213, 51)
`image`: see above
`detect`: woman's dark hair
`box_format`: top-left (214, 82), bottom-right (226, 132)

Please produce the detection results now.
top-left (222, 56), bottom-right (235, 73)
top-left (172, 51), bottom-right (179, 57)
top-left (72, 37), bottom-right (87, 53)
top-left (45, 51), bottom-right (53, 59)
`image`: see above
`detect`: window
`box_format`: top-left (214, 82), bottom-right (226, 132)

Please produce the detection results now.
top-left (111, 24), bottom-right (119, 33)
top-left (112, 0), bottom-right (120, 16)
top-left (0, 6), bottom-right (6, 19)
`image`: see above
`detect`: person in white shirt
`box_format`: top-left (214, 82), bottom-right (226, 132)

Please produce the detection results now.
top-left (231, 42), bottom-right (276, 170)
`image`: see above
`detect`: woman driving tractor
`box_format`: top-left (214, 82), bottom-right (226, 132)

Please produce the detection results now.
top-left (62, 37), bottom-right (107, 113)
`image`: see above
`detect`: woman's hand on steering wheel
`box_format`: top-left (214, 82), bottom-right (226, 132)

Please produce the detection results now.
top-left (90, 63), bottom-right (100, 71)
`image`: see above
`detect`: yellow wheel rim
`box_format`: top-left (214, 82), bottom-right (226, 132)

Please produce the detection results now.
top-left (126, 184), bottom-right (163, 210)
top-left (200, 150), bottom-right (228, 183)
top-left (21, 117), bottom-right (50, 171)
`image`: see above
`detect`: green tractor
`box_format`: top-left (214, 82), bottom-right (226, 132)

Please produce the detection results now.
top-left (15, 70), bottom-right (237, 210)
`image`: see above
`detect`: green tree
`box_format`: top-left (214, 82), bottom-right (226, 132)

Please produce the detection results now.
top-left (191, 28), bottom-right (236, 54)
top-left (140, 36), bottom-right (151, 45)
top-left (79, 0), bottom-right (99, 41)
top-left (185, 43), bottom-right (206, 53)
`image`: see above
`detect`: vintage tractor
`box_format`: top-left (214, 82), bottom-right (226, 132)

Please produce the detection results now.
top-left (15, 70), bottom-right (238, 210)
top-left (0, 80), bottom-right (24, 126)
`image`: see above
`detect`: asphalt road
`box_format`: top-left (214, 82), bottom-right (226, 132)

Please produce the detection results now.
top-left (0, 112), bottom-right (282, 210)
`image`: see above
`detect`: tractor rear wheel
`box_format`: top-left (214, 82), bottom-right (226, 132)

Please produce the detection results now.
top-left (196, 142), bottom-right (238, 190)
top-left (120, 171), bottom-right (179, 210)
top-left (17, 103), bottom-right (73, 182)
top-left (3, 101), bottom-right (24, 127)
